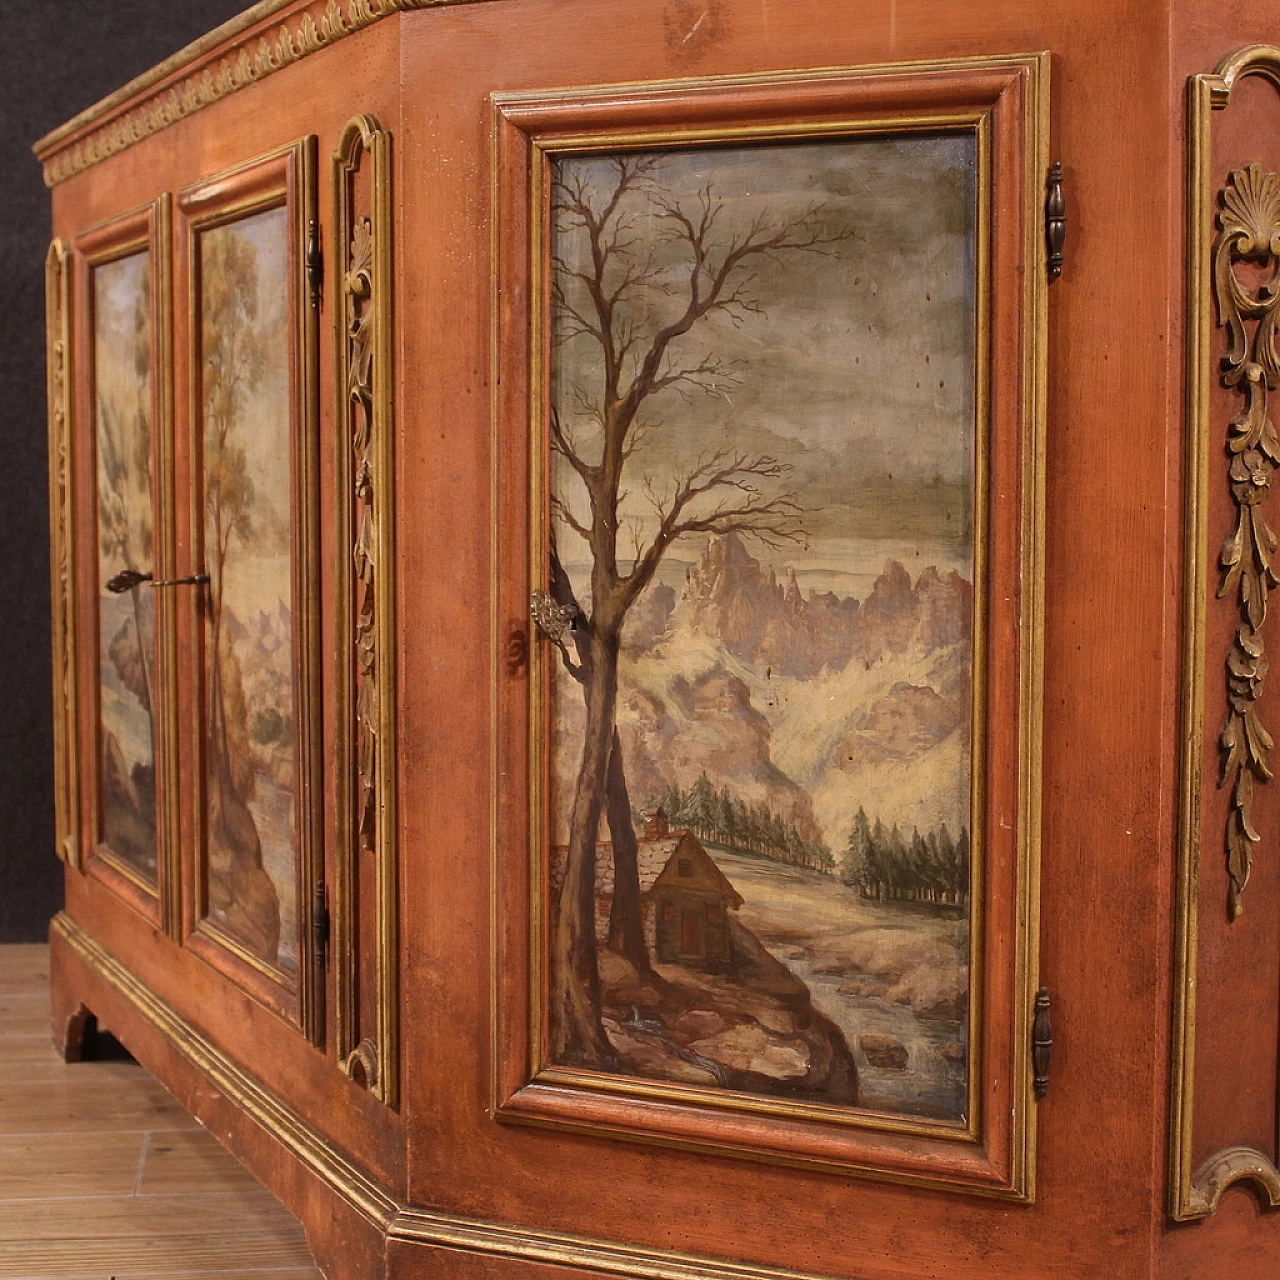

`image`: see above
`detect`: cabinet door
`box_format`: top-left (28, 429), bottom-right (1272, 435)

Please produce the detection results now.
top-left (176, 139), bottom-right (324, 1041)
top-left (73, 199), bottom-right (178, 933)
top-left (493, 54), bottom-right (1048, 1199)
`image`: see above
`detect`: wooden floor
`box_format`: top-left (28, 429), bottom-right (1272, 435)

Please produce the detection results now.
top-left (0, 945), bottom-right (322, 1280)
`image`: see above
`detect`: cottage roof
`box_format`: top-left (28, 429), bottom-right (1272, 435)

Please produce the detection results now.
top-left (549, 829), bottom-right (742, 908)
top-left (650, 832), bottom-right (744, 909)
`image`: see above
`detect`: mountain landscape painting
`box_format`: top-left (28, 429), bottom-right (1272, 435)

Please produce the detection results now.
top-left (94, 249), bottom-right (157, 883)
top-left (199, 205), bottom-right (298, 974)
top-left (546, 134), bottom-right (978, 1123)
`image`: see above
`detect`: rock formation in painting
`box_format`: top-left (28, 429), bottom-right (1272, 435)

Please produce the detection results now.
top-left (597, 919), bottom-right (859, 1102)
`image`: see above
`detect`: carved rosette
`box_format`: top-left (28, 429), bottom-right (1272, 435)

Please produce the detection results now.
top-left (334, 115), bottom-right (397, 1105)
top-left (1215, 163), bottom-right (1280, 920)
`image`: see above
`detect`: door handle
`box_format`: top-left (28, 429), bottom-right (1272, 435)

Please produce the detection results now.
top-left (105, 568), bottom-right (209, 593)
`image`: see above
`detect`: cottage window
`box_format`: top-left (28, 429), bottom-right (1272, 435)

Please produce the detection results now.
top-left (678, 859), bottom-right (693, 876)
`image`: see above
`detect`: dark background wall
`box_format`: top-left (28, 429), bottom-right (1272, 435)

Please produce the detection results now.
top-left (0, 1), bottom-right (248, 941)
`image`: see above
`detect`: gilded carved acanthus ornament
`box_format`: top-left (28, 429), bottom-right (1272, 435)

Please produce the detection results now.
top-left (334, 114), bottom-right (398, 1105)
top-left (1214, 162), bottom-right (1280, 920)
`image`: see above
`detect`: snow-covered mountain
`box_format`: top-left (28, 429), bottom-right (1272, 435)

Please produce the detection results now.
top-left (553, 534), bottom-right (974, 848)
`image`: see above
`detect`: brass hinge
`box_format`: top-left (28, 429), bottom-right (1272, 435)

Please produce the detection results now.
top-left (1045, 162), bottom-right (1066, 280)
top-left (1032, 987), bottom-right (1052, 1098)
top-left (306, 219), bottom-right (323, 309)
top-left (312, 882), bottom-right (330, 970)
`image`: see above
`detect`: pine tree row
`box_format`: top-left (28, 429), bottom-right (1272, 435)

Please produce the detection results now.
top-left (652, 773), bottom-right (835, 873)
top-left (839, 807), bottom-right (970, 905)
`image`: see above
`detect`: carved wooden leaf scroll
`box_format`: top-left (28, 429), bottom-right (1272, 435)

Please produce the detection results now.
top-left (346, 216), bottom-right (378, 856)
top-left (1215, 163), bottom-right (1280, 919)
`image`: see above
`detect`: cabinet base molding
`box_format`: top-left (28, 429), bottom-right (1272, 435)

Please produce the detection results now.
top-left (49, 912), bottom-right (864, 1280)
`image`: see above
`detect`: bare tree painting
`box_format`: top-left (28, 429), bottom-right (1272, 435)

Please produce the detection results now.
top-left (95, 252), bottom-right (157, 878)
top-left (200, 207), bottom-right (298, 972)
top-left (547, 137), bottom-right (978, 1120)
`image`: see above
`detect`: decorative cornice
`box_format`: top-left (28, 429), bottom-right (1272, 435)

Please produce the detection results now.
top-left (35, 0), bottom-right (481, 188)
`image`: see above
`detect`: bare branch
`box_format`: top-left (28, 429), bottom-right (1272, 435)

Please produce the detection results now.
top-left (550, 493), bottom-right (591, 544)
top-left (549, 406), bottom-right (595, 484)
top-left (549, 157), bottom-right (842, 615)
top-left (623, 449), bottom-right (806, 603)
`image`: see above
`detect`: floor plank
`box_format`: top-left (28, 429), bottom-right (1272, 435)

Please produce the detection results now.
top-left (0, 1077), bottom-right (200, 1135)
top-left (138, 1128), bottom-right (265, 1196)
top-left (0, 944), bottom-right (321, 1279)
top-left (16, 1272), bottom-right (322, 1280)
top-left (0, 946), bottom-right (52, 995)
top-left (0, 1130), bottom-right (145, 1199)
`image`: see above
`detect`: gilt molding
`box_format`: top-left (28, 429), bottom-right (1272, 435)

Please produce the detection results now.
top-left (45, 239), bottom-right (78, 869)
top-left (35, 0), bottom-right (483, 188)
top-left (333, 114), bottom-right (399, 1106)
top-left (1171, 47), bottom-right (1280, 1222)
top-left (1214, 162), bottom-right (1280, 921)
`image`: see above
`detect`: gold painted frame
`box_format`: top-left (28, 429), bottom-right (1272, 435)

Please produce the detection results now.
top-left (46, 238), bottom-right (79, 870)
top-left (73, 196), bottom-right (179, 937)
top-left (1171, 43), bottom-right (1280, 1222)
top-left (333, 113), bottom-right (400, 1105)
top-left (177, 137), bottom-right (324, 1042)
top-left (491, 54), bottom-right (1048, 1200)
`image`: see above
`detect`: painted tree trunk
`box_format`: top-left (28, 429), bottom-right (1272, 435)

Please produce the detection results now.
top-left (552, 627), bottom-right (620, 1063)
top-left (606, 726), bottom-right (651, 976)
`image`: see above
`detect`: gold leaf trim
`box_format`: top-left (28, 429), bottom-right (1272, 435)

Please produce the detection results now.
top-left (45, 239), bottom-right (78, 869)
top-left (1214, 162), bottom-right (1280, 921)
top-left (334, 114), bottom-right (399, 1107)
top-left (1172, 43), bottom-right (1280, 1224)
top-left (38, 0), bottom-right (472, 188)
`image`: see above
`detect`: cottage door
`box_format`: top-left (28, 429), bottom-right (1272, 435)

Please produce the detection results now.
top-left (680, 909), bottom-right (701, 958)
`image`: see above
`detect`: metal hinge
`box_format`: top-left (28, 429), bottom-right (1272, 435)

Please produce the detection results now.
top-left (1032, 987), bottom-right (1052, 1098)
top-left (1045, 162), bottom-right (1066, 280)
top-left (312, 883), bottom-right (330, 970)
top-left (306, 219), bottom-right (323, 310)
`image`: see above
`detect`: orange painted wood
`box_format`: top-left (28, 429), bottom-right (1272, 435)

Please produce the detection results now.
top-left (39, 0), bottom-right (1280, 1277)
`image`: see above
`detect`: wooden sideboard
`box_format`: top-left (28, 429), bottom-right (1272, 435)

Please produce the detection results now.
top-left (35, 1), bottom-right (1280, 1275)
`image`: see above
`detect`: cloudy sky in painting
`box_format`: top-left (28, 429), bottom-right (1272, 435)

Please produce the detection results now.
top-left (551, 134), bottom-right (976, 596)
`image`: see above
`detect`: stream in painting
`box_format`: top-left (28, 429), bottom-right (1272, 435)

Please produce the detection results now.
top-left (709, 849), bottom-right (969, 1120)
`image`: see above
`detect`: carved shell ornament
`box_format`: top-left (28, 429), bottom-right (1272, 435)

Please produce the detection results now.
top-left (1214, 163), bottom-right (1280, 920)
